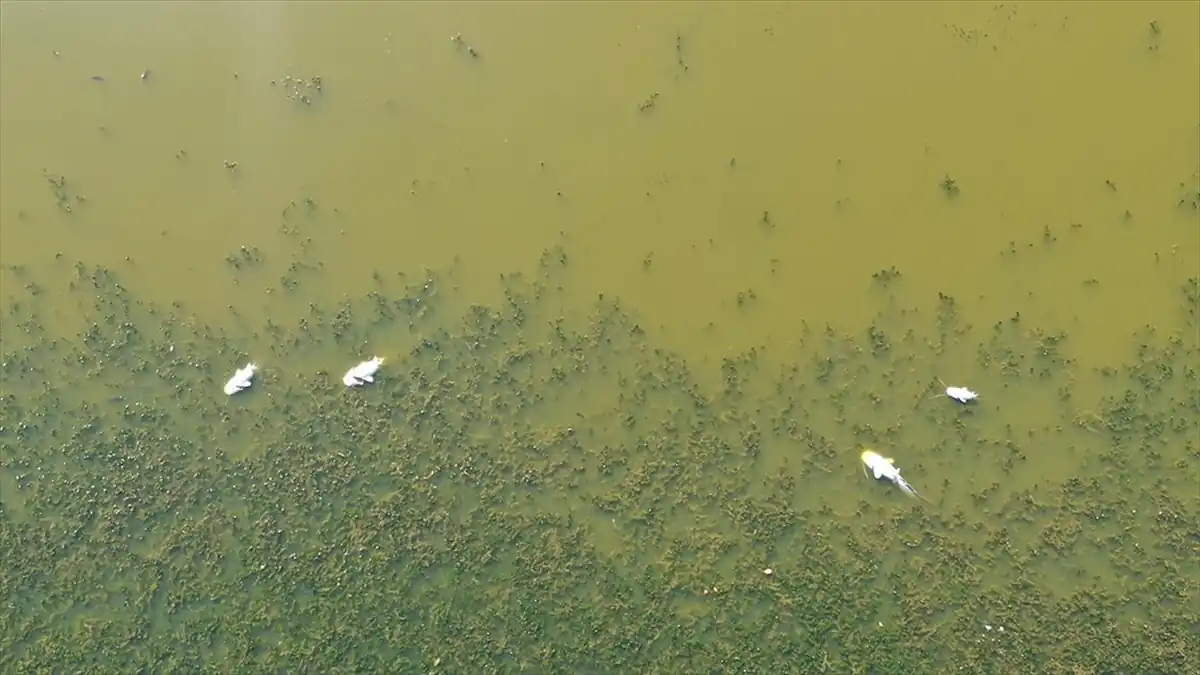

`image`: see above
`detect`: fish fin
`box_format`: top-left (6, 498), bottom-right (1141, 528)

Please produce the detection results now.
top-left (872, 466), bottom-right (885, 480)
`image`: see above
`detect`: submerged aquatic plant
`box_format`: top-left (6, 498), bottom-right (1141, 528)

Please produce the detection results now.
top-left (0, 254), bottom-right (1196, 674)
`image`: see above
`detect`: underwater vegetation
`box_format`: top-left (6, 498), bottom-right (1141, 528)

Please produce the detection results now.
top-left (1, 252), bottom-right (1197, 674)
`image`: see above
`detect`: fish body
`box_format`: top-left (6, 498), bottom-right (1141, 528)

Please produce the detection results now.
top-left (945, 385), bottom-right (978, 404)
top-left (860, 449), bottom-right (924, 500)
top-left (343, 356), bottom-right (384, 387)
top-left (223, 363), bottom-right (257, 396)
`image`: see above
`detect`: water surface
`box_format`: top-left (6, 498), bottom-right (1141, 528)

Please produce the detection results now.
top-left (1, 2), bottom-right (1197, 672)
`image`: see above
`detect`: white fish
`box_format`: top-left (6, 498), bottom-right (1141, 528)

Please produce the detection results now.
top-left (935, 378), bottom-right (979, 404)
top-left (223, 363), bottom-right (257, 396)
top-left (343, 356), bottom-right (384, 387)
top-left (861, 449), bottom-right (926, 501)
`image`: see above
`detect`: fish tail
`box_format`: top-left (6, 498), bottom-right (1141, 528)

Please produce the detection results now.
top-left (896, 477), bottom-right (924, 501)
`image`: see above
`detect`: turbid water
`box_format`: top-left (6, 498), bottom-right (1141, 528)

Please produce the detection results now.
top-left (2, 2), bottom-right (1198, 673)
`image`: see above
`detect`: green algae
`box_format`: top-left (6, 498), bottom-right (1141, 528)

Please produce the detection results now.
top-left (1, 256), bottom-right (1196, 674)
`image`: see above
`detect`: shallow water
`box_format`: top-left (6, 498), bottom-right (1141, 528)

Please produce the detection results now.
top-left (2, 2), bottom-right (1198, 672)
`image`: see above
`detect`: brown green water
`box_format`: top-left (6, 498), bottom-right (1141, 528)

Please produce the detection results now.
top-left (1, 2), bottom-right (1197, 672)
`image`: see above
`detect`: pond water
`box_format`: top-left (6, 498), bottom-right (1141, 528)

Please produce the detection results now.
top-left (1, 2), bottom-right (1197, 672)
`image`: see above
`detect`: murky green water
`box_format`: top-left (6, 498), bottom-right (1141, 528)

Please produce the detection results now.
top-left (2, 2), bottom-right (1197, 672)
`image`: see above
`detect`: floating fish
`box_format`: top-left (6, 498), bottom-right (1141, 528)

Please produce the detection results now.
top-left (861, 449), bottom-right (926, 501)
top-left (223, 363), bottom-right (257, 396)
top-left (343, 356), bottom-right (384, 387)
top-left (935, 378), bottom-right (979, 404)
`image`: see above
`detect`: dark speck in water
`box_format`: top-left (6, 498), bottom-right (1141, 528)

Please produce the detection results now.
top-left (91, 75), bottom-right (105, 82)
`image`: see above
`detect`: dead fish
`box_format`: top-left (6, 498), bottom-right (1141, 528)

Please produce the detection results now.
top-left (861, 449), bottom-right (927, 501)
top-left (223, 363), bottom-right (257, 396)
top-left (932, 378), bottom-right (979, 404)
top-left (343, 356), bottom-right (384, 387)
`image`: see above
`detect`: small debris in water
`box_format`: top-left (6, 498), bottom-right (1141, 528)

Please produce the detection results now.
top-left (140, 69), bottom-right (151, 81)
top-left (276, 74), bottom-right (322, 105)
top-left (940, 174), bottom-right (959, 197)
top-left (90, 75), bottom-right (105, 82)
top-left (451, 33), bottom-right (481, 58)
